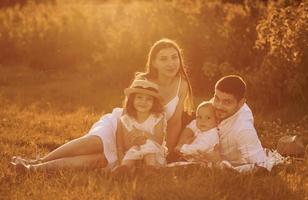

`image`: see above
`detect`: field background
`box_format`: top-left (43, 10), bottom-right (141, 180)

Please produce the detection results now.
top-left (0, 0), bottom-right (307, 199)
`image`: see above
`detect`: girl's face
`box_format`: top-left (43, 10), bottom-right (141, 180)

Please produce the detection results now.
top-left (153, 47), bottom-right (180, 78)
top-left (196, 106), bottom-right (217, 132)
top-left (133, 93), bottom-right (154, 114)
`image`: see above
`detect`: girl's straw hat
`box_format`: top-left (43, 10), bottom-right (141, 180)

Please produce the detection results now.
top-left (124, 79), bottom-right (162, 100)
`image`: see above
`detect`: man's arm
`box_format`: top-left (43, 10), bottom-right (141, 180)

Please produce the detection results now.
top-left (236, 129), bottom-right (266, 164)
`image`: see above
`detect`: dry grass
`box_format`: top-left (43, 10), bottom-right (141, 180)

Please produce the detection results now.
top-left (0, 67), bottom-right (307, 200)
top-left (0, 1), bottom-right (307, 199)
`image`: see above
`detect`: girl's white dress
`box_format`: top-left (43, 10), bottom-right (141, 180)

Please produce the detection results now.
top-left (85, 77), bottom-right (182, 167)
top-left (120, 113), bottom-right (167, 166)
top-left (180, 120), bottom-right (219, 156)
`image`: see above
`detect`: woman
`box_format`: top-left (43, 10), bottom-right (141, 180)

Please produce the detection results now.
top-left (135, 38), bottom-right (194, 162)
top-left (11, 38), bottom-right (194, 170)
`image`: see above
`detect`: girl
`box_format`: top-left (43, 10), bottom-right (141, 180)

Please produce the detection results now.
top-left (116, 79), bottom-right (167, 170)
top-left (11, 38), bottom-right (194, 170)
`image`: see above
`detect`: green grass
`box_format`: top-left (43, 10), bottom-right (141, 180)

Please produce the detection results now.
top-left (0, 67), bottom-right (307, 200)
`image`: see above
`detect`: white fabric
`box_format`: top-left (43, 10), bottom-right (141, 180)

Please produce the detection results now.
top-left (120, 114), bottom-right (164, 135)
top-left (121, 114), bottom-right (167, 166)
top-left (122, 139), bottom-right (166, 166)
top-left (85, 108), bottom-right (123, 165)
top-left (219, 149), bottom-right (287, 173)
top-left (217, 103), bottom-right (267, 166)
top-left (164, 77), bottom-right (181, 120)
top-left (180, 120), bottom-right (219, 155)
top-left (84, 76), bottom-right (181, 166)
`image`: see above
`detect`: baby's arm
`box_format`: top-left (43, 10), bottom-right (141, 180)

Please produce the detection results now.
top-left (175, 128), bottom-right (195, 153)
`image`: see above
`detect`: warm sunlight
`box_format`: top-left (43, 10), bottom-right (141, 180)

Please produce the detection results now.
top-left (1, 0), bottom-right (307, 199)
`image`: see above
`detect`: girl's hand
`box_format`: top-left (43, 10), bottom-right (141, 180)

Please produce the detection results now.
top-left (133, 136), bottom-right (147, 146)
top-left (127, 127), bottom-right (147, 146)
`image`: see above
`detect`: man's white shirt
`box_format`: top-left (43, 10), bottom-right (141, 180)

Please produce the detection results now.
top-left (217, 103), bottom-right (266, 166)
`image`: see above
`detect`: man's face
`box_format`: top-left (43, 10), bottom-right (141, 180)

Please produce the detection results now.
top-left (213, 89), bottom-right (244, 121)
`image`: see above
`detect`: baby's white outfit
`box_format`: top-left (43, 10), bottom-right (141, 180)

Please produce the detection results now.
top-left (120, 113), bottom-right (167, 166)
top-left (180, 120), bottom-right (219, 155)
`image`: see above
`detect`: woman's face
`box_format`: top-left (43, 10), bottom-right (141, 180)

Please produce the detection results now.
top-left (152, 47), bottom-right (180, 78)
top-left (133, 93), bottom-right (154, 114)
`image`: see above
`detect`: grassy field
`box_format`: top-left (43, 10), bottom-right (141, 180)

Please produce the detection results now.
top-left (0, 67), bottom-right (307, 200)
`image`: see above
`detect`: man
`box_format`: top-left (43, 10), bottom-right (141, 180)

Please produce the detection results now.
top-left (213, 75), bottom-right (267, 168)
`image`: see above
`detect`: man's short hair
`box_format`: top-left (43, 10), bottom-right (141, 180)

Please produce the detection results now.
top-left (215, 75), bottom-right (246, 101)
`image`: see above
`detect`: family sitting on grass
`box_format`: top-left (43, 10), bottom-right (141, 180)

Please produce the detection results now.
top-left (11, 39), bottom-right (284, 173)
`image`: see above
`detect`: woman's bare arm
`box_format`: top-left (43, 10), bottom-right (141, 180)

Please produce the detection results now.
top-left (149, 118), bottom-right (164, 144)
top-left (166, 79), bottom-right (189, 151)
top-left (116, 121), bottom-right (126, 162)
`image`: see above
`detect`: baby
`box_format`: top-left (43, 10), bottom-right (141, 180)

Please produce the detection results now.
top-left (175, 101), bottom-right (220, 161)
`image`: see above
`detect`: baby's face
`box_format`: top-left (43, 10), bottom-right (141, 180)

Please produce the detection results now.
top-left (196, 106), bottom-right (217, 132)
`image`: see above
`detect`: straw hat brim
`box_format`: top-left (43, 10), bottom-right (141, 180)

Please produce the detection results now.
top-left (124, 88), bottom-right (162, 101)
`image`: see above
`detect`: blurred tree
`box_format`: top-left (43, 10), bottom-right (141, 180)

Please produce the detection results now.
top-left (0, 0), bottom-right (55, 8)
top-left (254, 1), bottom-right (308, 107)
top-left (0, 0), bottom-right (307, 111)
